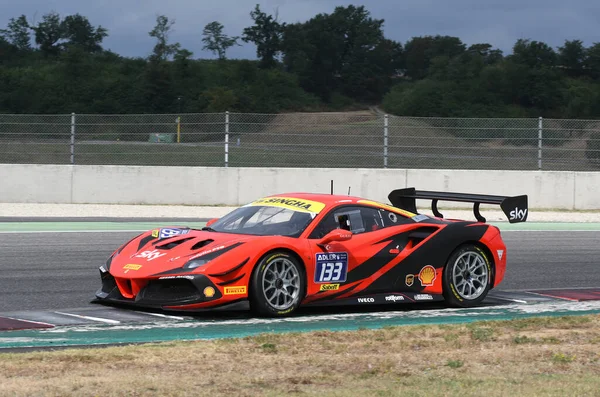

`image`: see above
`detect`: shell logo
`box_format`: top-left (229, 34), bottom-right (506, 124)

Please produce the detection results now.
top-left (418, 265), bottom-right (436, 287)
top-left (203, 286), bottom-right (216, 298)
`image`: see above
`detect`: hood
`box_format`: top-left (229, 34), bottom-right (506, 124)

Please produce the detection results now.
top-left (108, 226), bottom-right (254, 278)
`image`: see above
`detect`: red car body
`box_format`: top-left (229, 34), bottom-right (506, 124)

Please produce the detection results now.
top-left (95, 188), bottom-right (527, 316)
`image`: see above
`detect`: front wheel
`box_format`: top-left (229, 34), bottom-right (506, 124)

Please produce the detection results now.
top-left (250, 251), bottom-right (305, 317)
top-left (443, 244), bottom-right (492, 307)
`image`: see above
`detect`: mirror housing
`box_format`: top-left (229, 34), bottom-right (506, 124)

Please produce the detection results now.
top-left (319, 229), bottom-right (352, 245)
top-left (205, 218), bottom-right (219, 227)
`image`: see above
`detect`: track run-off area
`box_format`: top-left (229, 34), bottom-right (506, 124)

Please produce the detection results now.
top-left (1, 220), bottom-right (600, 349)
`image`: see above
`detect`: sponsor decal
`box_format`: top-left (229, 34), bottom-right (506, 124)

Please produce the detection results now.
top-left (414, 294), bottom-right (434, 301)
top-left (497, 250), bottom-right (504, 260)
top-left (135, 249), bottom-right (166, 261)
top-left (249, 197), bottom-right (326, 214)
top-left (158, 275), bottom-right (195, 280)
top-left (158, 228), bottom-right (190, 239)
top-left (319, 284), bottom-right (340, 292)
top-left (123, 263), bottom-right (142, 274)
top-left (315, 252), bottom-right (348, 283)
top-left (385, 295), bottom-right (405, 302)
top-left (411, 214), bottom-right (429, 222)
top-left (151, 229), bottom-right (159, 238)
top-left (277, 307), bottom-right (295, 315)
top-left (357, 200), bottom-right (415, 218)
top-left (405, 274), bottom-right (414, 287)
top-left (224, 286), bottom-right (247, 295)
top-left (357, 297), bottom-right (375, 303)
top-left (203, 286), bottom-right (216, 298)
top-left (189, 245), bottom-right (226, 261)
top-left (509, 207), bottom-right (527, 221)
top-left (418, 265), bottom-right (437, 287)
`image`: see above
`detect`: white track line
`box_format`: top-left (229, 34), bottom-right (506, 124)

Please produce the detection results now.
top-left (134, 311), bottom-right (186, 320)
top-left (54, 311), bottom-right (121, 324)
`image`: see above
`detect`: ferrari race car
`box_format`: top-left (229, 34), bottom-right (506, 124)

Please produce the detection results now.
top-left (95, 188), bottom-right (528, 317)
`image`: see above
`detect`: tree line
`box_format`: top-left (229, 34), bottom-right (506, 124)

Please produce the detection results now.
top-left (1, 4), bottom-right (600, 119)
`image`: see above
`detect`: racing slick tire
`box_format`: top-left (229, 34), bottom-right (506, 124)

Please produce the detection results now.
top-left (250, 251), bottom-right (306, 317)
top-left (442, 244), bottom-right (492, 308)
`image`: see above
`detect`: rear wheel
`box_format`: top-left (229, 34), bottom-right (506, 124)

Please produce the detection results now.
top-left (443, 244), bottom-right (492, 307)
top-left (250, 251), bottom-right (305, 317)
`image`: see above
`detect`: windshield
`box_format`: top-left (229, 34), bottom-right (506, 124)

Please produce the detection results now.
top-left (208, 205), bottom-right (317, 237)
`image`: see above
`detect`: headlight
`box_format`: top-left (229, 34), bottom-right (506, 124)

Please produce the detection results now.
top-left (183, 258), bottom-right (211, 269)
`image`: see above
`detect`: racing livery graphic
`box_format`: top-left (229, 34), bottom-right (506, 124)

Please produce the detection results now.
top-left (95, 188), bottom-right (527, 317)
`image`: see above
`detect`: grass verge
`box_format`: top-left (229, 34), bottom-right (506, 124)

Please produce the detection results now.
top-left (1, 314), bottom-right (599, 396)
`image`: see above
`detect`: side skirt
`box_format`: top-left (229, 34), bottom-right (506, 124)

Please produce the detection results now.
top-left (302, 292), bottom-right (444, 307)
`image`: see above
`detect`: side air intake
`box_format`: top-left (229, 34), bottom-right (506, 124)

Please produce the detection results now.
top-left (191, 239), bottom-right (215, 250)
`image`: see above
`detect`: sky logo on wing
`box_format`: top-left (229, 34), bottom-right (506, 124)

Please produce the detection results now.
top-left (509, 207), bottom-right (528, 221)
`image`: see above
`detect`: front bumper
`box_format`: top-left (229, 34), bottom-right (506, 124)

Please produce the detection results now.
top-left (95, 269), bottom-right (227, 310)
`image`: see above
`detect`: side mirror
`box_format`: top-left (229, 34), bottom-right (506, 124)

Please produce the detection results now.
top-left (319, 229), bottom-right (352, 245)
top-left (205, 218), bottom-right (219, 227)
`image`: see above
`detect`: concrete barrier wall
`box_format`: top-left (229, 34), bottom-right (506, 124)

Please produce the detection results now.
top-left (1, 164), bottom-right (599, 209)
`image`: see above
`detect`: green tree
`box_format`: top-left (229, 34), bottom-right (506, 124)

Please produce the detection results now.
top-left (403, 36), bottom-right (434, 80)
top-left (505, 39), bottom-right (563, 114)
top-left (149, 15), bottom-right (181, 61)
top-left (202, 21), bottom-right (239, 60)
top-left (31, 12), bottom-right (64, 56)
top-left (558, 40), bottom-right (586, 77)
top-left (510, 39), bottom-right (557, 68)
top-left (282, 5), bottom-right (399, 102)
top-left (585, 42), bottom-right (600, 79)
top-left (61, 14), bottom-right (108, 53)
top-left (0, 15), bottom-right (31, 51)
top-left (467, 43), bottom-right (503, 65)
top-left (242, 4), bottom-right (284, 68)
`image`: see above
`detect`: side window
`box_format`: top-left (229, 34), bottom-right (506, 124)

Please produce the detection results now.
top-left (380, 208), bottom-right (411, 227)
top-left (310, 206), bottom-right (410, 239)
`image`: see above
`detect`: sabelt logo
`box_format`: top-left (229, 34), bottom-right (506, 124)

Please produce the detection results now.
top-left (320, 284), bottom-right (340, 292)
top-left (224, 286), bottom-right (247, 295)
top-left (385, 295), bottom-right (404, 302)
top-left (509, 207), bottom-right (527, 221)
top-left (357, 297), bottom-right (375, 303)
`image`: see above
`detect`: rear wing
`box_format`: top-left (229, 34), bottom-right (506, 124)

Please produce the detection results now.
top-left (388, 188), bottom-right (528, 223)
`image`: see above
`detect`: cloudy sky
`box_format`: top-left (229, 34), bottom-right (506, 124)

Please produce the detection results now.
top-left (1, 0), bottom-right (599, 59)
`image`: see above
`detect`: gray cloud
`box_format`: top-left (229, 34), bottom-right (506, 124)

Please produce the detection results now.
top-left (2, 0), bottom-right (599, 59)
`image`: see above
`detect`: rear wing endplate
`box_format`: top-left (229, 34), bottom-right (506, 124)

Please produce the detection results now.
top-left (388, 188), bottom-right (528, 223)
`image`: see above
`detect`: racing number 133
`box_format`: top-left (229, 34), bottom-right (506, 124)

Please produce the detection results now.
top-left (315, 252), bottom-right (348, 283)
top-left (319, 262), bottom-right (343, 282)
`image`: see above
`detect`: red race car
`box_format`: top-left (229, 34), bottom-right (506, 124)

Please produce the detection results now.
top-left (95, 188), bottom-right (527, 316)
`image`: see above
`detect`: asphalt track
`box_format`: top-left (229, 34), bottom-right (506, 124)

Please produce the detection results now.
top-left (1, 227), bottom-right (599, 313)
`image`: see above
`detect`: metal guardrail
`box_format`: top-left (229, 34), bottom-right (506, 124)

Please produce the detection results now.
top-left (0, 111), bottom-right (599, 170)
